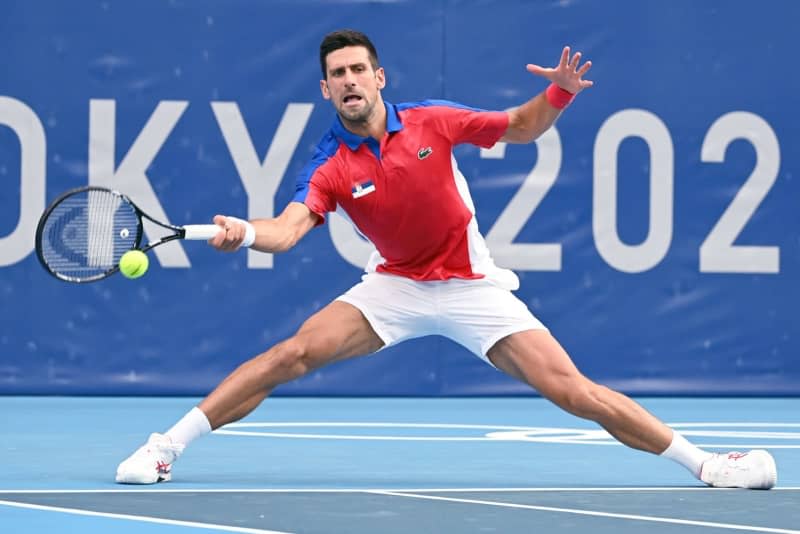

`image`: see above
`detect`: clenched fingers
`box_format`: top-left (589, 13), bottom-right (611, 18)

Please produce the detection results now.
top-left (208, 214), bottom-right (246, 252)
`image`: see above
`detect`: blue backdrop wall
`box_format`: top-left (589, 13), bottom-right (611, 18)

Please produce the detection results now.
top-left (1, 0), bottom-right (798, 395)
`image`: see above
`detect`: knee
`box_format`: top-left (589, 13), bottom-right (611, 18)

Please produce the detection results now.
top-left (257, 338), bottom-right (311, 380)
top-left (553, 381), bottom-right (611, 420)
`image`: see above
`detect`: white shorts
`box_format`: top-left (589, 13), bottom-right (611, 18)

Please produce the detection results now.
top-left (336, 272), bottom-right (547, 364)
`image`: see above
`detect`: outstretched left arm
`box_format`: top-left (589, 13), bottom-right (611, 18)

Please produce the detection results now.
top-left (501, 46), bottom-right (593, 144)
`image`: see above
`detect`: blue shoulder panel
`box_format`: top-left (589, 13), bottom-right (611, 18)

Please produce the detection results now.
top-left (396, 99), bottom-right (487, 113)
top-left (292, 130), bottom-right (340, 203)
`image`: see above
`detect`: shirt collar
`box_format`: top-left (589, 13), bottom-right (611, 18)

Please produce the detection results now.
top-left (332, 101), bottom-right (404, 151)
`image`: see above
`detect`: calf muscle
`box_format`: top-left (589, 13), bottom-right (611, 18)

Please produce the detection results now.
top-left (488, 329), bottom-right (672, 454)
top-left (199, 301), bottom-right (383, 429)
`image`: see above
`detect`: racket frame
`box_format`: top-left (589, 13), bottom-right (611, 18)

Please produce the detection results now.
top-left (35, 185), bottom-right (199, 283)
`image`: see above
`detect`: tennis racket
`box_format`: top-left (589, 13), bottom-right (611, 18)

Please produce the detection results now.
top-left (35, 185), bottom-right (221, 283)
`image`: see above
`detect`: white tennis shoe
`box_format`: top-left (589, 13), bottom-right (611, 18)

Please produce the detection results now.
top-left (115, 433), bottom-right (185, 484)
top-left (700, 450), bottom-right (777, 489)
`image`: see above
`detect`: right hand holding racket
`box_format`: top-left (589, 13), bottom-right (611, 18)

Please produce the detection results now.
top-left (208, 215), bottom-right (255, 252)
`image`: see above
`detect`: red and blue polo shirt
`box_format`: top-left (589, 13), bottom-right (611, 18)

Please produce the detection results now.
top-left (292, 100), bottom-right (519, 289)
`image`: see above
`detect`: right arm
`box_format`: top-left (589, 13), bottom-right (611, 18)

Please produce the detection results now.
top-left (208, 201), bottom-right (320, 253)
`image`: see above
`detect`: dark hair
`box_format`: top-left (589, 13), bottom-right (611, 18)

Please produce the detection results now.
top-left (319, 29), bottom-right (379, 79)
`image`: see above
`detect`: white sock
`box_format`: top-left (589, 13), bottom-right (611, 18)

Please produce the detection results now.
top-left (165, 407), bottom-right (212, 447)
top-left (660, 431), bottom-right (714, 478)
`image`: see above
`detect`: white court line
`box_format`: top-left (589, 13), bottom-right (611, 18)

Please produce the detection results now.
top-left (216, 422), bottom-right (535, 442)
top-left (217, 431), bottom-right (493, 441)
top-left (1, 487), bottom-right (799, 494)
top-left (0, 500), bottom-right (293, 534)
top-left (214, 421), bottom-right (800, 447)
top-left (223, 422), bottom-right (536, 428)
top-left (370, 490), bottom-right (800, 533)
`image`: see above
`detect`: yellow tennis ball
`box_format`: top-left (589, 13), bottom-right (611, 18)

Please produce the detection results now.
top-left (119, 250), bottom-right (149, 279)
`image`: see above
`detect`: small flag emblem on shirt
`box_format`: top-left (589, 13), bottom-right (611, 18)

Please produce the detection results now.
top-left (418, 146), bottom-right (433, 160)
top-left (351, 180), bottom-right (376, 199)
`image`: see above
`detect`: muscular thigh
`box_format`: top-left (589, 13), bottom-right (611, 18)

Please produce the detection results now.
top-left (293, 300), bottom-right (385, 367)
top-left (487, 329), bottom-right (587, 398)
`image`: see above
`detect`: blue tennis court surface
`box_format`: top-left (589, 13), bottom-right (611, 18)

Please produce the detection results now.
top-left (2, 396), bottom-right (799, 533)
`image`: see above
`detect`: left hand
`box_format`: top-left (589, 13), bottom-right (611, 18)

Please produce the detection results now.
top-left (526, 46), bottom-right (593, 94)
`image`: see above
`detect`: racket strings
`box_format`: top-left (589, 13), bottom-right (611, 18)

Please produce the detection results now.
top-left (40, 190), bottom-right (141, 280)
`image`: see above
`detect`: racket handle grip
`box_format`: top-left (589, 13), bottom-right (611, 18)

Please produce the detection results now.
top-left (183, 221), bottom-right (256, 247)
top-left (183, 224), bottom-right (222, 240)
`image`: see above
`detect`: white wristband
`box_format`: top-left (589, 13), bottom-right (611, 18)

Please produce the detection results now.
top-left (226, 216), bottom-right (256, 248)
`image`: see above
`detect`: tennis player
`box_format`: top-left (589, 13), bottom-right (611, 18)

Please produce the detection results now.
top-left (116, 29), bottom-right (777, 489)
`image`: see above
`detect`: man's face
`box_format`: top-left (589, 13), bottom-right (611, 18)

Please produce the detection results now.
top-left (320, 46), bottom-right (385, 124)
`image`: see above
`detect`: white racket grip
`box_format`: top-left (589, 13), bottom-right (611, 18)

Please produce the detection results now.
top-left (183, 224), bottom-right (222, 240)
top-left (183, 219), bottom-right (255, 248)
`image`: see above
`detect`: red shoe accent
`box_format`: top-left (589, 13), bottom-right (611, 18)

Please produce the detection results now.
top-left (156, 461), bottom-right (171, 474)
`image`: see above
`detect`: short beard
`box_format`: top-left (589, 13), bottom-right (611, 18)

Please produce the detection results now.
top-left (338, 100), bottom-right (375, 125)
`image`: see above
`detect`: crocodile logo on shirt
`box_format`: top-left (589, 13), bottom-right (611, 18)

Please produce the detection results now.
top-left (417, 146), bottom-right (433, 160)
